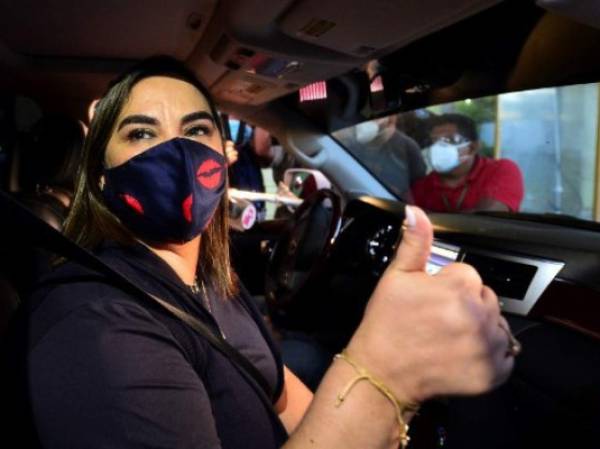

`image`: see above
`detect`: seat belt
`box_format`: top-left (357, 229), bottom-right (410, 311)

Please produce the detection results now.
top-left (221, 113), bottom-right (233, 141)
top-left (0, 189), bottom-right (279, 411)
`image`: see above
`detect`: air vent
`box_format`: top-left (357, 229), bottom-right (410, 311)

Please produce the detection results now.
top-left (463, 253), bottom-right (538, 300)
top-left (459, 248), bottom-right (564, 316)
top-left (297, 18), bottom-right (336, 38)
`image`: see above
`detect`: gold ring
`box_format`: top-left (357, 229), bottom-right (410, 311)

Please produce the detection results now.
top-left (498, 322), bottom-right (522, 357)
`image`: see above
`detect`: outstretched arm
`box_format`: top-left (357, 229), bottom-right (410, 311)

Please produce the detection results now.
top-left (283, 206), bottom-right (513, 449)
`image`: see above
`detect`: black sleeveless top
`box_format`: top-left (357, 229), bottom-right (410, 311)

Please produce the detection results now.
top-left (5, 241), bottom-right (287, 449)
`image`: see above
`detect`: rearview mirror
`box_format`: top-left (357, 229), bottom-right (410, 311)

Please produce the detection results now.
top-left (282, 169), bottom-right (331, 199)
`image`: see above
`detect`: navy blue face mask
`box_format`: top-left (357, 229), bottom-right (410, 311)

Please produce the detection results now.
top-left (102, 137), bottom-right (226, 243)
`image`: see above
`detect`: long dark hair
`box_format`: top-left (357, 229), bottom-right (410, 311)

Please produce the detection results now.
top-left (63, 56), bottom-right (236, 298)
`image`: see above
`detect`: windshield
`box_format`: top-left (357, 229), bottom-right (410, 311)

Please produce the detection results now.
top-left (333, 82), bottom-right (600, 222)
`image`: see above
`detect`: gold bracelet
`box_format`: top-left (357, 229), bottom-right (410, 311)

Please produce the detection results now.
top-left (334, 350), bottom-right (420, 448)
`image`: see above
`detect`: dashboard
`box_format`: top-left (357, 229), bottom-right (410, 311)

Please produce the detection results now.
top-left (270, 195), bottom-right (600, 449)
top-left (314, 196), bottom-right (600, 341)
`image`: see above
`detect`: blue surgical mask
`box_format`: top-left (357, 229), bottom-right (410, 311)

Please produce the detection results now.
top-left (102, 137), bottom-right (226, 243)
top-left (428, 141), bottom-right (470, 174)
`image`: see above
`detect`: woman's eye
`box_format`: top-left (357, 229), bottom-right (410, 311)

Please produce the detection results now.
top-left (185, 125), bottom-right (211, 137)
top-left (126, 128), bottom-right (155, 141)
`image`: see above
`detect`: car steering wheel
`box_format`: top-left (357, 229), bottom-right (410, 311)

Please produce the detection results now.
top-left (265, 189), bottom-right (341, 321)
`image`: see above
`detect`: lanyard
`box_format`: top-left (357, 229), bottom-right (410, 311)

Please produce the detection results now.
top-left (442, 183), bottom-right (469, 212)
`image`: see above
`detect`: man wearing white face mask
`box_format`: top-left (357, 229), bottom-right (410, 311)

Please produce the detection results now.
top-left (344, 115), bottom-right (426, 198)
top-left (411, 113), bottom-right (524, 213)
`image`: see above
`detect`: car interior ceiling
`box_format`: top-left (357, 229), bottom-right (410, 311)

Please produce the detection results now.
top-left (0, 1), bottom-right (565, 118)
top-left (0, 0), bottom-right (599, 447)
top-left (0, 1), bottom-right (594, 123)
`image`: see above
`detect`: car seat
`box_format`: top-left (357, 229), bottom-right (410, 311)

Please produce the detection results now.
top-left (3, 115), bottom-right (83, 299)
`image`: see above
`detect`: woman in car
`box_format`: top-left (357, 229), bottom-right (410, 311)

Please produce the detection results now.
top-left (12, 57), bottom-right (515, 449)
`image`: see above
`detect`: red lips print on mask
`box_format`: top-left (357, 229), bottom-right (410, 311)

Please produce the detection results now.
top-left (196, 159), bottom-right (223, 189)
top-left (121, 194), bottom-right (144, 215)
top-left (182, 194), bottom-right (193, 223)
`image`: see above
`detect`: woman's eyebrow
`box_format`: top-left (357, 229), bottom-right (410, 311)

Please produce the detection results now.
top-left (117, 114), bottom-right (158, 131)
top-left (181, 111), bottom-right (214, 126)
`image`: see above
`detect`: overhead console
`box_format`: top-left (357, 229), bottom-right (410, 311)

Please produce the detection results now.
top-left (204, 0), bottom-right (503, 105)
top-left (208, 33), bottom-right (349, 105)
top-left (427, 241), bottom-right (565, 316)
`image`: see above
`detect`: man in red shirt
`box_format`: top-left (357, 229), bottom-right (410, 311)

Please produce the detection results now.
top-left (411, 113), bottom-right (524, 212)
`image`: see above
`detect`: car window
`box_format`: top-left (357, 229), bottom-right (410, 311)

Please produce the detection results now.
top-left (333, 82), bottom-right (600, 221)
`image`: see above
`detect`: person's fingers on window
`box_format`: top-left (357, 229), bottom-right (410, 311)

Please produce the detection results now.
top-left (224, 140), bottom-right (239, 165)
